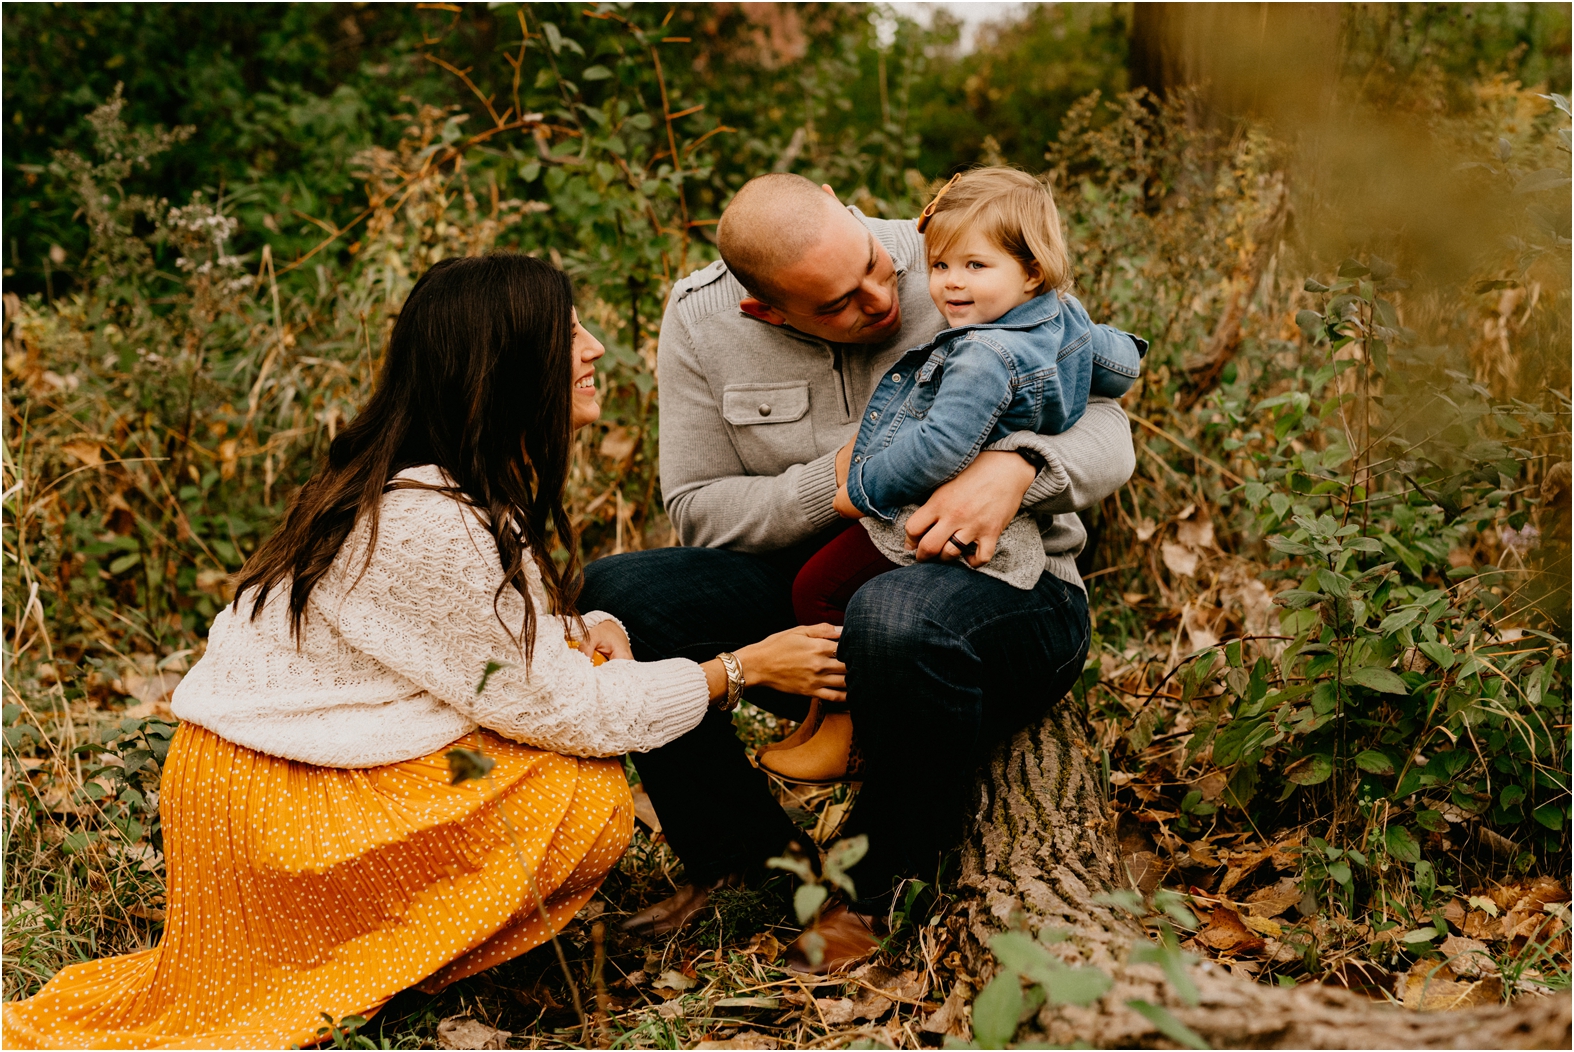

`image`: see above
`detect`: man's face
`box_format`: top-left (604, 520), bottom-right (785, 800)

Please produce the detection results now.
top-left (743, 204), bottom-right (903, 345)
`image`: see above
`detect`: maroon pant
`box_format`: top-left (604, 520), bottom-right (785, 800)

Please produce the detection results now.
top-left (791, 523), bottom-right (900, 626)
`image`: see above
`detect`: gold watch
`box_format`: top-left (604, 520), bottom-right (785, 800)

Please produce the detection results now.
top-left (714, 651), bottom-right (745, 712)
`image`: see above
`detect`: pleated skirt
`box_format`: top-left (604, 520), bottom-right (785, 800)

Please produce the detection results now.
top-left (2, 723), bottom-right (633, 1049)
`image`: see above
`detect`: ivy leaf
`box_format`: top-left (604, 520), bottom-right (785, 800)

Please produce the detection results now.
top-left (1350, 666), bottom-right (1409, 695)
top-left (971, 974), bottom-right (1024, 1049)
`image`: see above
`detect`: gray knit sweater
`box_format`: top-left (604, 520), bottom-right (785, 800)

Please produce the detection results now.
top-left (655, 212), bottom-right (1136, 591)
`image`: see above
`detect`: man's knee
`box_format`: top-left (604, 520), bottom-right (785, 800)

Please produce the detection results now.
top-left (842, 564), bottom-right (967, 650)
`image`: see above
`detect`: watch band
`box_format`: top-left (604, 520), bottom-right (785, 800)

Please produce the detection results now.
top-left (715, 651), bottom-right (745, 712)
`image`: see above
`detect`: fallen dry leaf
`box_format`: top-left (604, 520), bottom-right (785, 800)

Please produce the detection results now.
top-left (631, 785), bottom-right (661, 835)
top-left (1245, 877), bottom-right (1303, 919)
top-left (651, 969), bottom-right (695, 994)
top-left (63, 440), bottom-right (104, 468)
top-left (1402, 963), bottom-right (1503, 1011)
top-left (1323, 959), bottom-right (1395, 1000)
top-left (1440, 934), bottom-right (1500, 979)
top-left (742, 931), bottom-right (782, 961)
top-left (1197, 906), bottom-right (1266, 955)
top-left (920, 985), bottom-right (969, 1037)
top-left (814, 997), bottom-right (858, 1025)
top-left (1241, 914), bottom-right (1283, 938)
top-left (1463, 909), bottom-right (1499, 941)
top-left (1175, 515), bottom-right (1216, 550)
top-left (436, 1015), bottom-right (512, 1050)
top-left (695, 1033), bottom-right (778, 1050)
top-left (1161, 542), bottom-right (1199, 577)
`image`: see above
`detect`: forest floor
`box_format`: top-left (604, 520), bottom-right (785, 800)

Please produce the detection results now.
top-left (6, 576), bottom-right (1566, 1051)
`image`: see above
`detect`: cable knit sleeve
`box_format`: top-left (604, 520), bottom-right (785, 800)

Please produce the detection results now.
top-left (325, 481), bottom-right (709, 758)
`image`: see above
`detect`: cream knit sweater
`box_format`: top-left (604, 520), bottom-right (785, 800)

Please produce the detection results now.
top-left (172, 466), bottom-right (711, 768)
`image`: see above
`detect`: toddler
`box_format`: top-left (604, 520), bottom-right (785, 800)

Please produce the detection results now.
top-left (758, 167), bottom-right (1147, 784)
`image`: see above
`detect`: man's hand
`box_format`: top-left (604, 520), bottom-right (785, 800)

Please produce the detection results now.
top-left (581, 619), bottom-right (634, 662)
top-left (832, 438), bottom-right (863, 519)
top-left (905, 450), bottom-right (1037, 566)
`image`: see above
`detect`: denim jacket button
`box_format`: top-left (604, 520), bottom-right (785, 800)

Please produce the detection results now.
top-left (891, 373), bottom-right (901, 382)
top-left (757, 403), bottom-right (772, 417)
top-left (855, 455), bottom-right (862, 463)
top-left (869, 411), bottom-right (879, 420)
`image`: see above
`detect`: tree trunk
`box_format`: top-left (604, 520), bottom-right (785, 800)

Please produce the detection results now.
top-left (949, 711), bottom-right (1572, 1048)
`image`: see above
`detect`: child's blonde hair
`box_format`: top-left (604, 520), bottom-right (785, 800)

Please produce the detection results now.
top-left (920, 167), bottom-right (1071, 295)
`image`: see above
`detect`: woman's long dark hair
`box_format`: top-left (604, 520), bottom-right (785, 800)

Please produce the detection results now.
top-left (233, 253), bottom-right (582, 662)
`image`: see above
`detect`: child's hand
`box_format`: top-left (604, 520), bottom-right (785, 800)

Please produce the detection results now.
top-left (833, 482), bottom-right (863, 519)
top-left (833, 437), bottom-right (856, 487)
top-left (832, 438), bottom-right (862, 518)
top-left (579, 619), bottom-right (634, 662)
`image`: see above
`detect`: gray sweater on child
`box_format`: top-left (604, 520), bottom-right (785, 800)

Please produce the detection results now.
top-left (655, 211), bottom-right (1136, 591)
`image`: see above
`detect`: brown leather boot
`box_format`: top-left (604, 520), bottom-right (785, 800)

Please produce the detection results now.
top-left (757, 706), bottom-right (862, 785)
top-left (756, 698), bottom-right (821, 757)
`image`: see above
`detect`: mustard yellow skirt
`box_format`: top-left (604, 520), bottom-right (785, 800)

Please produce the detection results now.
top-left (2, 723), bottom-right (633, 1049)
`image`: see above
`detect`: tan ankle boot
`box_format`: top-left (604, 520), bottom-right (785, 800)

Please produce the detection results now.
top-left (757, 699), bottom-right (822, 757)
top-left (758, 708), bottom-right (862, 784)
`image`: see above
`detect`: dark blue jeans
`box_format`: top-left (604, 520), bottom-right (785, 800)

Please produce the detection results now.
top-left (580, 543), bottom-right (1090, 903)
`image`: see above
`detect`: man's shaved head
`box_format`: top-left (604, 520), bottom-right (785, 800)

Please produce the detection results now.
top-left (717, 174), bottom-right (849, 304)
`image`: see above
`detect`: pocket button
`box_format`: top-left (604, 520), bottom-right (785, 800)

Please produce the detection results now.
top-left (757, 403), bottom-right (772, 417)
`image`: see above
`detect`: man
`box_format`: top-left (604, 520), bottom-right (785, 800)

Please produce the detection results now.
top-left (581, 174), bottom-right (1134, 967)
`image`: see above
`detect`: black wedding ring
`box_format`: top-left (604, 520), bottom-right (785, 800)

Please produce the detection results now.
top-left (946, 534), bottom-right (978, 557)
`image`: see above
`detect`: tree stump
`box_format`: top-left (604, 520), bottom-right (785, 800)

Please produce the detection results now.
top-left (950, 711), bottom-right (1572, 1048)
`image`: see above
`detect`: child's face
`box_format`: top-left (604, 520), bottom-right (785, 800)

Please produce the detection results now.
top-left (927, 229), bottom-right (1041, 328)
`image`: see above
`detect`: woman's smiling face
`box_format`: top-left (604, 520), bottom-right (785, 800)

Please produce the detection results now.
top-left (570, 310), bottom-right (606, 430)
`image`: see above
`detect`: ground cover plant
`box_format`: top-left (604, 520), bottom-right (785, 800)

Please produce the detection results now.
top-left (3, 3), bottom-right (1570, 1048)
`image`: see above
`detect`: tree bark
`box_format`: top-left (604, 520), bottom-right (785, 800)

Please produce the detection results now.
top-left (949, 711), bottom-right (1573, 1048)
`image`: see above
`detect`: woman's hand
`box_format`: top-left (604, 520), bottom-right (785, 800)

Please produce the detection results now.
top-left (701, 624), bottom-right (847, 705)
top-left (738, 624), bottom-right (847, 701)
top-left (580, 619), bottom-right (634, 662)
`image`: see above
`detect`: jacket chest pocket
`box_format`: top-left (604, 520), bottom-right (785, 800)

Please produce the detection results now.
top-left (722, 381), bottom-right (814, 473)
top-left (904, 353), bottom-right (948, 421)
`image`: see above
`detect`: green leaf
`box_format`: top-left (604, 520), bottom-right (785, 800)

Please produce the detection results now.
top-left (1532, 803), bottom-right (1566, 830)
top-left (1337, 258), bottom-right (1371, 278)
top-left (1303, 279), bottom-right (1330, 293)
top-left (990, 931), bottom-right (1058, 979)
top-left (1125, 999), bottom-right (1209, 1049)
top-left (1402, 926), bottom-right (1439, 943)
top-left (1513, 168), bottom-right (1572, 194)
top-left (1415, 809), bottom-right (1448, 833)
top-left (970, 974), bottom-right (1023, 1049)
top-left (542, 20), bottom-right (564, 53)
top-left (1268, 493), bottom-right (1292, 520)
top-left (1044, 966), bottom-right (1113, 1007)
top-left (1286, 754), bottom-right (1334, 785)
top-left (519, 162), bottom-right (541, 183)
top-left (1500, 785), bottom-right (1526, 809)
top-left (581, 64), bottom-right (613, 80)
top-left (1328, 860), bottom-right (1352, 885)
top-left (108, 552), bottom-right (142, 575)
top-left (1385, 825), bottom-right (1422, 864)
top-left (1350, 666), bottom-right (1409, 695)
top-left (793, 882), bottom-right (828, 926)
top-left (1354, 750), bottom-right (1394, 775)
top-left (444, 747), bottom-right (495, 785)
top-left (61, 830), bottom-right (97, 854)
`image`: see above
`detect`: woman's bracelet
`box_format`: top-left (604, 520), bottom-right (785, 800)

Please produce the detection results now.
top-left (714, 651), bottom-right (745, 712)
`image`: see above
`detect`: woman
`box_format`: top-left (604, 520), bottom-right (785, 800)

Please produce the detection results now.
top-left (3, 254), bottom-right (846, 1049)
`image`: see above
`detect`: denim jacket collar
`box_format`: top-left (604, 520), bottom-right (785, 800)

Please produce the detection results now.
top-left (914, 294), bottom-right (1063, 381)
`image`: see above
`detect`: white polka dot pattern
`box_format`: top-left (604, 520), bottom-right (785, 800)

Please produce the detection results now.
top-left (1, 724), bottom-right (633, 1049)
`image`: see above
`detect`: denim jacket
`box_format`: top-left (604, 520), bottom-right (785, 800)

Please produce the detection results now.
top-left (846, 292), bottom-right (1147, 522)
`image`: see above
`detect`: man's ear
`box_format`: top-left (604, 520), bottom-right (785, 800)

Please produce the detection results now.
top-left (739, 297), bottom-right (788, 326)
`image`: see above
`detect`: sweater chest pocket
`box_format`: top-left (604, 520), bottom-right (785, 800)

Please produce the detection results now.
top-left (722, 381), bottom-right (814, 472)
